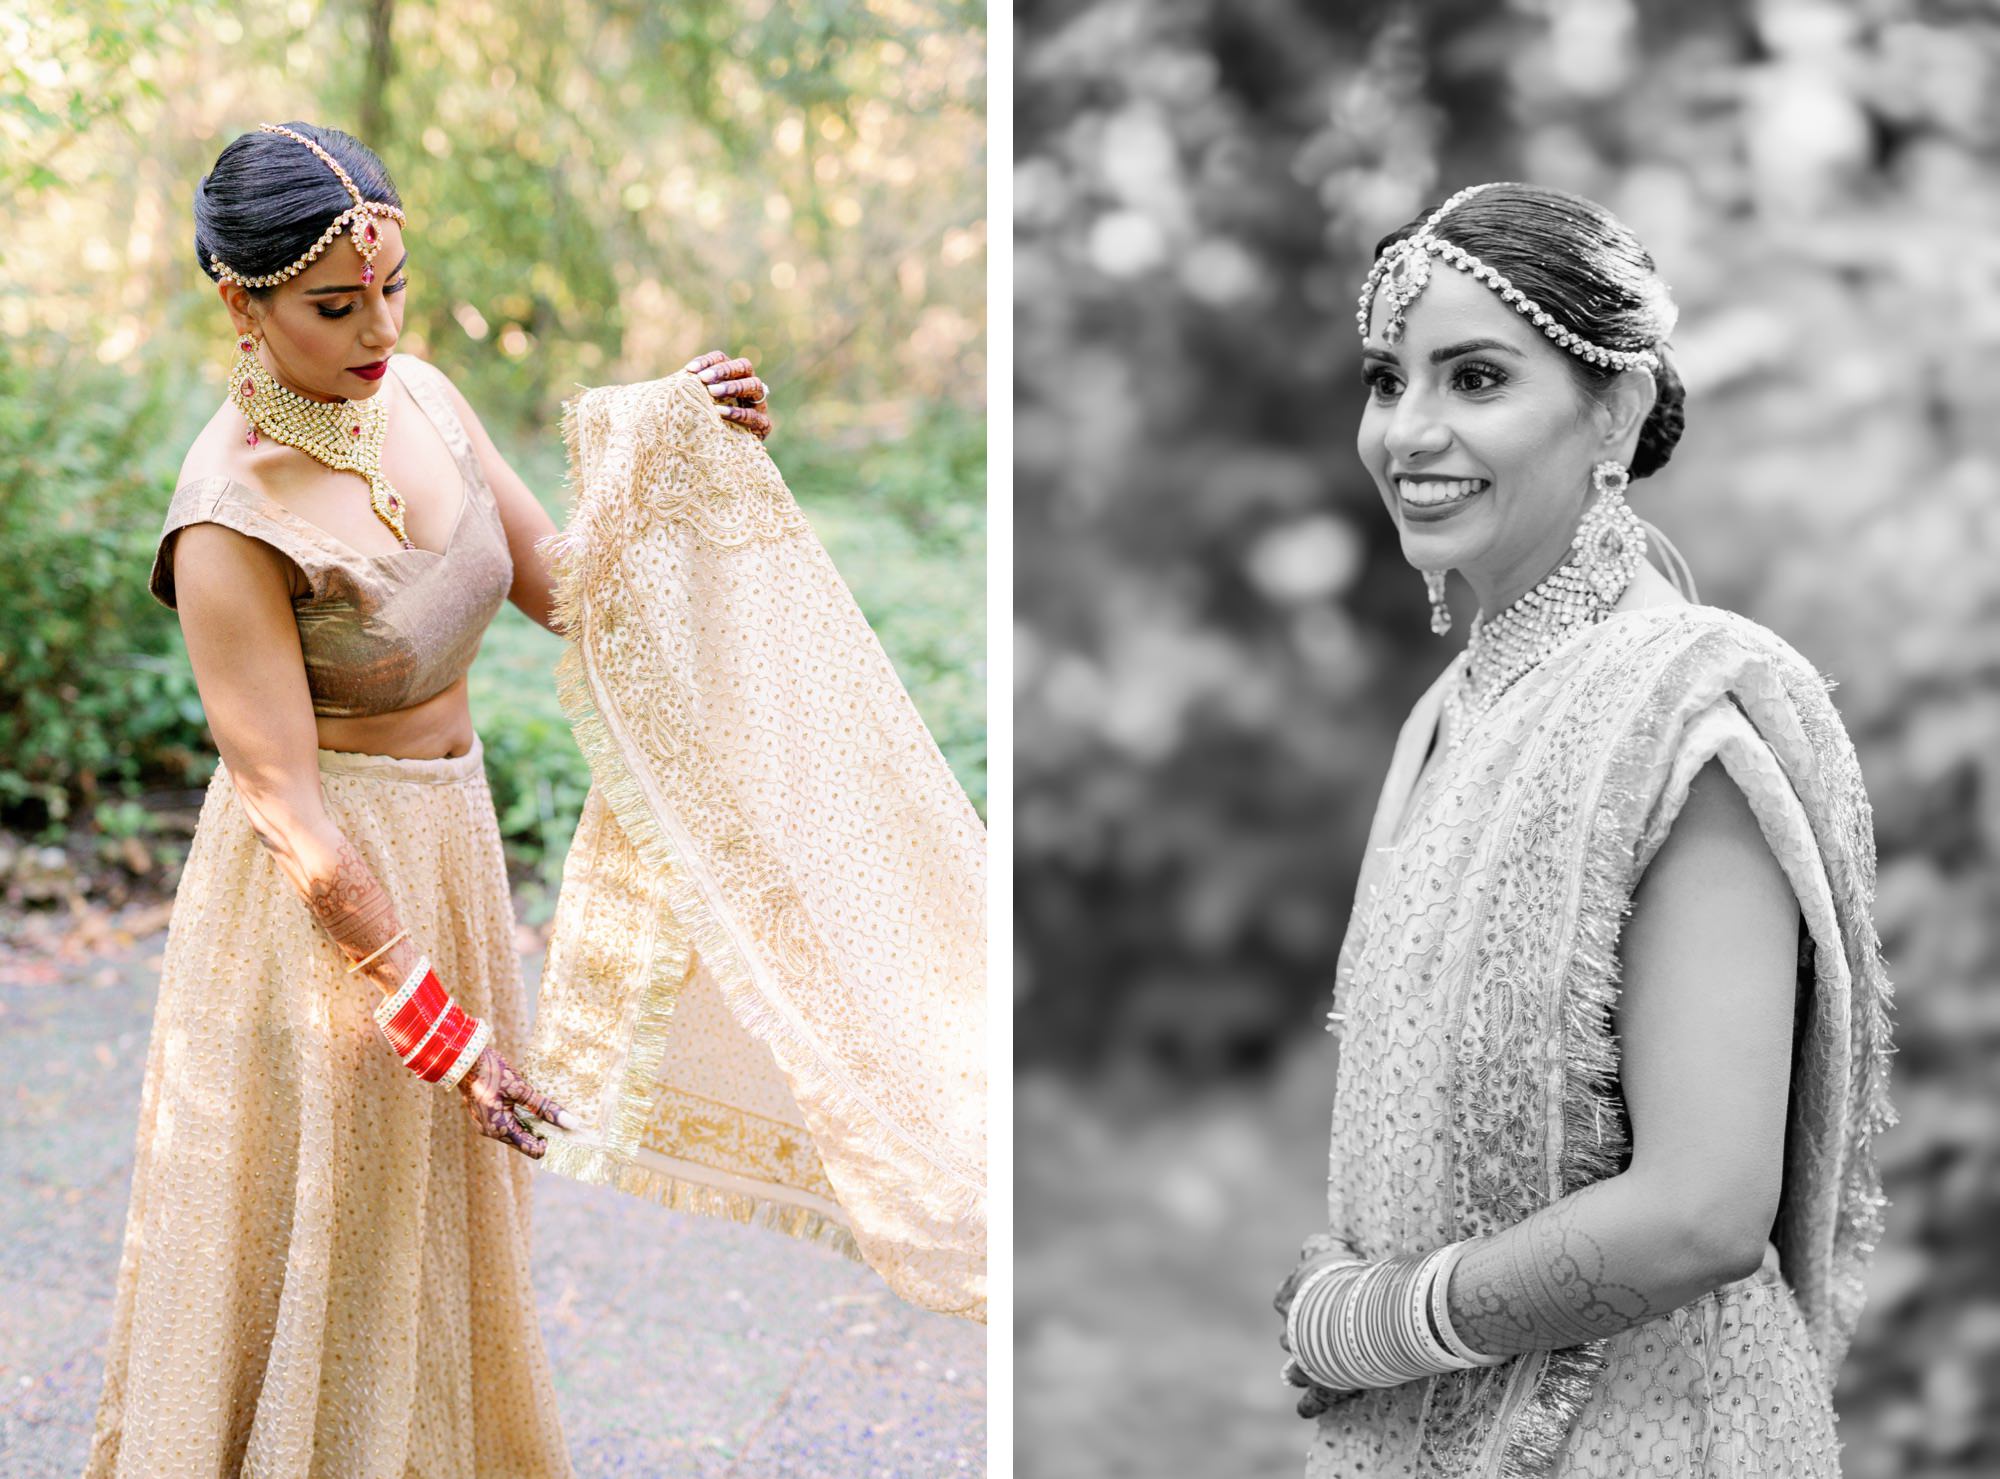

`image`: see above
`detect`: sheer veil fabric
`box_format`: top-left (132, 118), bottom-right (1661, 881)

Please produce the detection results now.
top-left (523, 371), bottom-right (987, 1322)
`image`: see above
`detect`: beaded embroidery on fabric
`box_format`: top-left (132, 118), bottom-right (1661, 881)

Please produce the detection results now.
top-left (523, 371), bottom-right (987, 1322)
top-left (1311, 606), bottom-right (1893, 1476)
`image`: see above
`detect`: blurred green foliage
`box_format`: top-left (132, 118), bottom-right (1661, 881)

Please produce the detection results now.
top-left (1016, 2), bottom-right (2000, 1476)
top-left (0, 0), bottom-right (984, 881)
top-left (0, 334), bottom-right (211, 828)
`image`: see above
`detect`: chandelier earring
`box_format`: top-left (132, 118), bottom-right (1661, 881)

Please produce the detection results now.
top-left (231, 329), bottom-right (264, 446)
top-left (1575, 460), bottom-right (1645, 601)
top-left (1423, 569), bottom-right (1451, 636)
top-left (1439, 462), bottom-right (1647, 752)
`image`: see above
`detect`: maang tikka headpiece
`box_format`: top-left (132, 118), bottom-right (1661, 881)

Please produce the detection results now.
top-left (209, 123), bottom-right (407, 290)
top-left (1356, 183), bottom-right (1660, 374)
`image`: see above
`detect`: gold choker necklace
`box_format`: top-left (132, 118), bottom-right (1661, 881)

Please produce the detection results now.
top-left (1440, 471), bottom-right (1647, 750)
top-left (229, 334), bottom-right (411, 549)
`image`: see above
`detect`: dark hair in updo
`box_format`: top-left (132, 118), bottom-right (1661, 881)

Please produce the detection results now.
top-left (1374, 183), bottom-right (1686, 479)
top-left (194, 122), bottom-right (402, 299)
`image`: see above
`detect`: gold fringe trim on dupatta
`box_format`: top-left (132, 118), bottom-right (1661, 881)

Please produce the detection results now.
top-left (537, 1131), bottom-right (862, 1261)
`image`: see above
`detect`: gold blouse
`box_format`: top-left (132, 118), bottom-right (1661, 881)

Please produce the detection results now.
top-left (149, 355), bottom-right (515, 719)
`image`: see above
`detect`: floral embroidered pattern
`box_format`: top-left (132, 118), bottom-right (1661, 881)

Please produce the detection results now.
top-left (642, 1086), bottom-right (839, 1202)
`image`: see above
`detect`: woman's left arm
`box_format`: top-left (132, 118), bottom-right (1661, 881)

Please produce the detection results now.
top-left (1443, 756), bottom-right (1802, 1357)
top-left (437, 351), bottom-right (773, 635)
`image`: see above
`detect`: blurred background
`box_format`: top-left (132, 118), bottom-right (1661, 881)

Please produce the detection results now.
top-left (1016, 1), bottom-right (1999, 1476)
top-left (0, 0), bottom-right (985, 927)
top-left (0, 2), bottom-right (986, 1472)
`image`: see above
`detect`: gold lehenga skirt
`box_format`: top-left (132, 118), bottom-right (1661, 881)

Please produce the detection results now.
top-left (85, 736), bottom-right (571, 1479)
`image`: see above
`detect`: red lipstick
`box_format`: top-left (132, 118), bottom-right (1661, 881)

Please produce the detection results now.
top-left (349, 360), bottom-right (388, 380)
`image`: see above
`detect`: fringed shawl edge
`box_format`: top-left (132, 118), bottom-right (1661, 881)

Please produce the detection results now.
top-left (1497, 606), bottom-right (1894, 1474)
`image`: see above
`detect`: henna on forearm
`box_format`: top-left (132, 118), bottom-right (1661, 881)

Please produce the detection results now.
top-left (1445, 1174), bottom-right (1741, 1358)
top-left (301, 833), bottom-right (420, 992)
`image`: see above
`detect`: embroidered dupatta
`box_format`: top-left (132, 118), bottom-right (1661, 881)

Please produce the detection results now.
top-left (1316, 606), bottom-right (1893, 1474)
top-left (522, 371), bottom-right (987, 1322)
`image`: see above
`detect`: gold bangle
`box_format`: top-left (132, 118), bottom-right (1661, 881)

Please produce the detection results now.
top-left (345, 927), bottom-right (409, 976)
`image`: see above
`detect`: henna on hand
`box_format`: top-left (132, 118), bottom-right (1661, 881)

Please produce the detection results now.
top-left (719, 403), bottom-right (774, 439)
top-left (707, 374), bottom-right (767, 404)
top-left (458, 1043), bottom-right (577, 1159)
top-left (682, 349), bottom-right (775, 440)
top-left (688, 353), bottom-right (757, 390)
top-left (1288, 1367), bottom-right (1357, 1421)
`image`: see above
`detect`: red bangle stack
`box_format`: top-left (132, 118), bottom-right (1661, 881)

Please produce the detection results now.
top-left (372, 955), bottom-right (492, 1089)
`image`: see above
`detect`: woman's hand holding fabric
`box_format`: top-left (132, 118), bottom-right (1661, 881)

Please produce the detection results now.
top-left (457, 1043), bottom-right (575, 1159)
top-left (684, 349), bottom-right (775, 439)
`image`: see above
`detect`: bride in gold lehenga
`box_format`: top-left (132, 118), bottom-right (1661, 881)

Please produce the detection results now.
top-left (84, 122), bottom-right (779, 1477)
top-left (1274, 184), bottom-right (1893, 1477)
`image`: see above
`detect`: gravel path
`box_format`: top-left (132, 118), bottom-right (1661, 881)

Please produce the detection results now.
top-left (0, 932), bottom-right (984, 1477)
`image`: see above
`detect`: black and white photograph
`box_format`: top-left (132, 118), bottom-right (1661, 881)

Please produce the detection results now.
top-left (1017, 3), bottom-right (1996, 1476)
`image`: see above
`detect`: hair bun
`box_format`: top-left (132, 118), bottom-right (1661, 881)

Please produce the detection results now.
top-left (1630, 347), bottom-right (1686, 480)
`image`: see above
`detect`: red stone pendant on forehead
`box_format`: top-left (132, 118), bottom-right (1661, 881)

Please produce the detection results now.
top-left (358, 218), bottom-right (380, 284)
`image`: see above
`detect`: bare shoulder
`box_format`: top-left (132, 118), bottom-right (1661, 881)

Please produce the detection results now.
top-left (172, 409), bottom-right (312, 600)
top-left (177, 398), bottom-right (294, 500)
top-left (177, 399), bottom-right (253, 488)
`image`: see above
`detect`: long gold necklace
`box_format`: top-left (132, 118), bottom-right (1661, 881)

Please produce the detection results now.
top-left (229, 333), bottom-right (411, 548)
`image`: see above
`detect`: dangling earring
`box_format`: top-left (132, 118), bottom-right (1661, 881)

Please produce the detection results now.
top-left (1424, 568), bottom-right (1451, 636)
top-left (232, 329), bottom-right (263, 446)
top-left (1574, 460), bottom-right (1647, 601)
